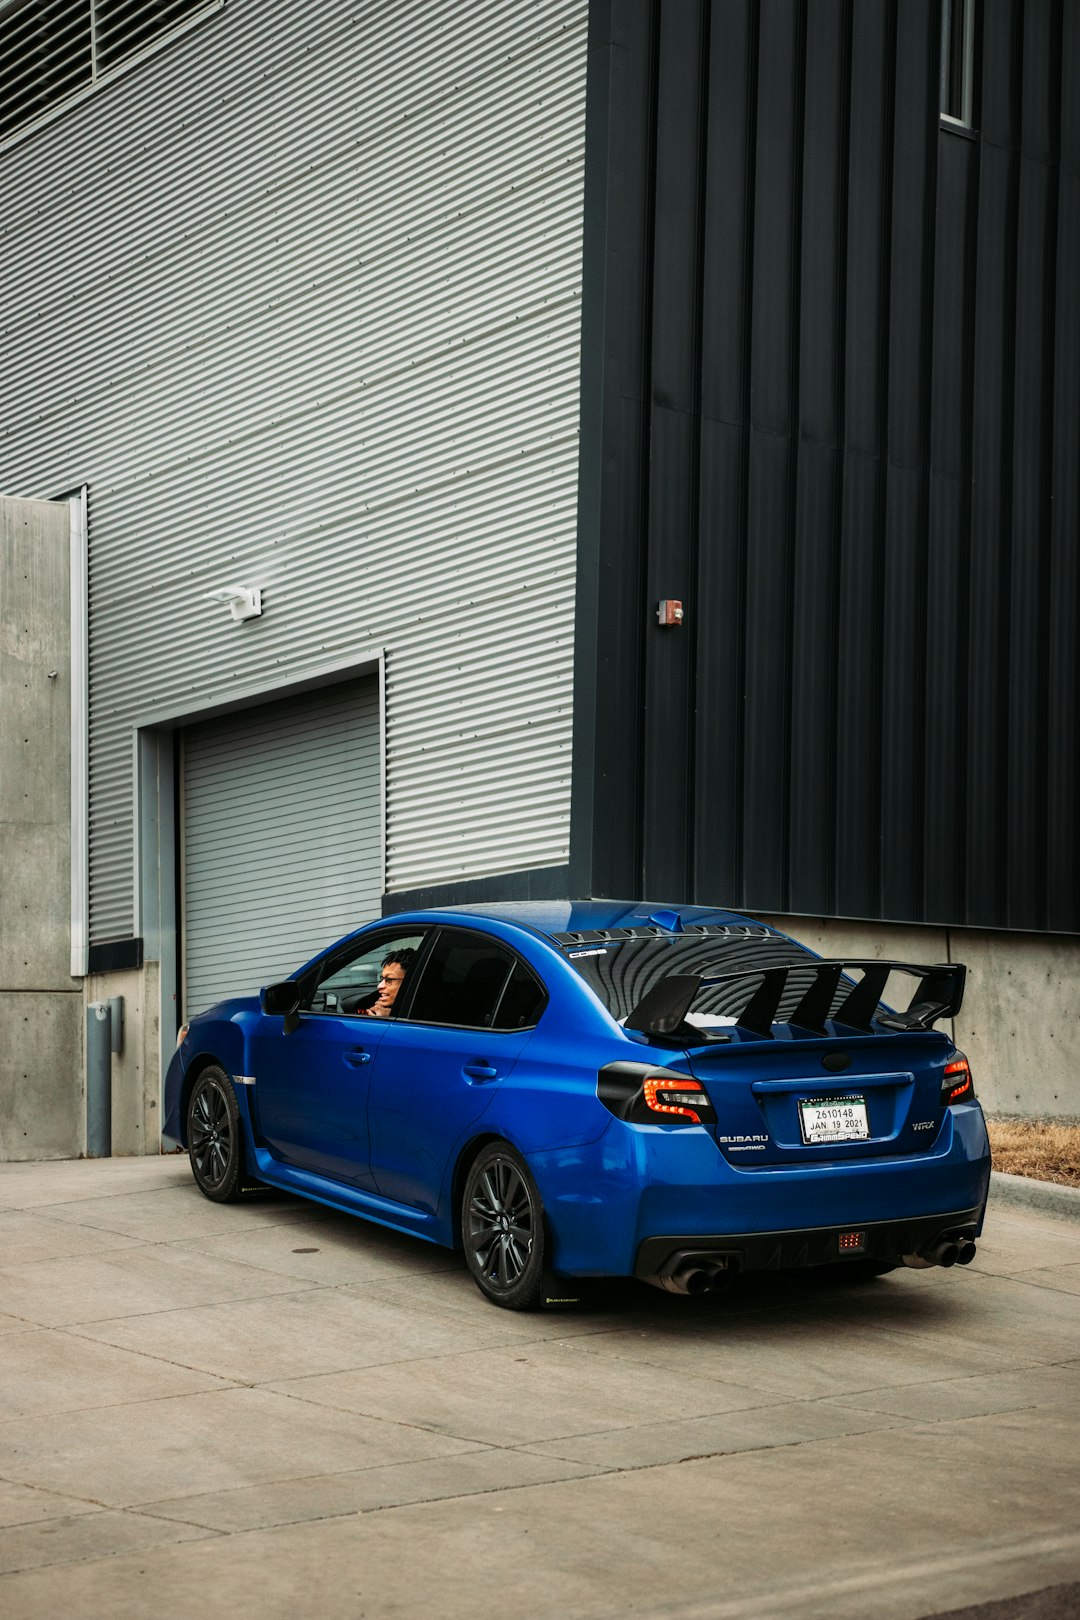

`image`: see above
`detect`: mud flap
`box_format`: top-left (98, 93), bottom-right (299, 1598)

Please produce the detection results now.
top-left (541, 1271), bottom-right (587, 1309)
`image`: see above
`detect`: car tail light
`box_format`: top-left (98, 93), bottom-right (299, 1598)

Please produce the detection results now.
top-left (642, 1076), bottom-right (712, 1123)
top-left (598, 1062), bottom-right (717, 1126)
top-left (941, 1054), bottom-right (975, 1105)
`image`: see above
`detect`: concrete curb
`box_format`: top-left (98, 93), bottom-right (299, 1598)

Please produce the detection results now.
top-left (990, 1169), bottom-right (1080, 1223)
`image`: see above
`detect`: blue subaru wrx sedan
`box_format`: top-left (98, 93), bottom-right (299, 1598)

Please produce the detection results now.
top-left (164, 901), bottom-right (991, 1309)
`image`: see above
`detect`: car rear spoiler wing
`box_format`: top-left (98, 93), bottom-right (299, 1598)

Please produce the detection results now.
top-left (624, 960), bottom-right (967, 1042)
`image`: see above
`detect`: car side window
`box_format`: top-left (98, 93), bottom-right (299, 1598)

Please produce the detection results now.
top-left (405, 929), bottom-right (545, 1030)
top-left (493, 959), bottom-right (547, 1029)
top-left (307, 932), bottom-right (426, 1016)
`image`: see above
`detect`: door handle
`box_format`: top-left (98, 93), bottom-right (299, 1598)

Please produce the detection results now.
top-left (345, 1049), bottom-right (372, 1066)
top-left (463, 1064), bottom-right (498, 1081)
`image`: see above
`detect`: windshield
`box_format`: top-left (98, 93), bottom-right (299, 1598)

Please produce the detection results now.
top-left (562, 929), bottom-right (826, 1026)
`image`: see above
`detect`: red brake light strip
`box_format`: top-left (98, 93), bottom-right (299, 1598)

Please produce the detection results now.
top-left (643, 1077), bottom-right (707, 1122)
top-left (944, 1056), bottom-right (972, 1101)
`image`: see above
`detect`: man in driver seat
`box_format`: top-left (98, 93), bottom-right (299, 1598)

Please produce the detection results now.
top-left (358, 949), bottom-right (417, 1018)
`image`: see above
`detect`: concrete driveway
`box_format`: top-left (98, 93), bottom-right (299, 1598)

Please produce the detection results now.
top-left (1, 1157), bottom-right (1079, 1620)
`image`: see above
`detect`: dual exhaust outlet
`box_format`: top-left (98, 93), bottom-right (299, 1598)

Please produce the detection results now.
top-left (653, 1233), bottom-right (977, 1292)
top-left (654, 1257), bottom-right (734, 1296)
top-left (903, 1236), bottom-right (977, 1269)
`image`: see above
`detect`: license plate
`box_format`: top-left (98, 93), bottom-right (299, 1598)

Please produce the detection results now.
top-left (798, 1095), bottom-right (870, 1145)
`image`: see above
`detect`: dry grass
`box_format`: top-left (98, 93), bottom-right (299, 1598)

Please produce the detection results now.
top-left (987, 1119), bottom-right (1080, 1189)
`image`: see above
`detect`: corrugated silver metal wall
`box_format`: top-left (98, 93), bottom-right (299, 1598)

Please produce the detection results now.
top-left (0, 0), bottom-right (587, 944)
top-left (182, 678), bottom-right (380, 1014)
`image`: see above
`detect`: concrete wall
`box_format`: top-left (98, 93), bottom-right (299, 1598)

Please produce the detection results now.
top-left (767, 915), bottom-right (1080, 1122)
top-left (950, 930), bottom-right (1080, 1120)
top-left (84, 964), bottom-right (161, 1156)
top-left (0, 495), bottom-right (83, 1159)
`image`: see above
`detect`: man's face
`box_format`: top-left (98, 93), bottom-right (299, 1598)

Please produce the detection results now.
top-left (373, 961), bottom-right (406, 1014)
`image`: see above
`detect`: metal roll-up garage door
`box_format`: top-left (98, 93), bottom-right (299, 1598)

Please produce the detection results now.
top-left (182, 678), bottom-right (381, 1016)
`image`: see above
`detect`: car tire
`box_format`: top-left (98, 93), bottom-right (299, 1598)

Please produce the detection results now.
top-left (461, 1143), bottom-right (546, 1310)
top-left (186, 1067), bottom-right (250, 1203)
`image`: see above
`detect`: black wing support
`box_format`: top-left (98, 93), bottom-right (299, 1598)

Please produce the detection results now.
top-left (623, 975), bottom-right (702, 1037)
top-left (624, 960), bottom-right (966, 1041)
top-left (873, 963), bottom-right (967, 1031)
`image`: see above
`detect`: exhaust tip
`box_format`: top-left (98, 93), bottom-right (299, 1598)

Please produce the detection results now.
top-left (652, 1251), bottom-right (736, 1295)
top-left (904, 1239), bottom-right (966, 1270)
top-left (656, 1265), bottom-right (712, 1295)
top-left (653, 1263), bottom-right (734, 1296)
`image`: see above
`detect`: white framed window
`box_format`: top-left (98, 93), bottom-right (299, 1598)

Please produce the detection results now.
top-left (0, 0), bottom-right (223, 149)
top-left (940, 0), bottom-right (976, 128)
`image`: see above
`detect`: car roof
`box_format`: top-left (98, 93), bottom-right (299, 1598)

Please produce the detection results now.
top-left (420, 899), bottom-right (773, 942)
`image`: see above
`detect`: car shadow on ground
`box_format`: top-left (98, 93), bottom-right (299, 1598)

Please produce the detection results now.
top-left (190, 1177), bottom-right (967, 1330)
top-left (549, 1265), bottom-right (961, 1323)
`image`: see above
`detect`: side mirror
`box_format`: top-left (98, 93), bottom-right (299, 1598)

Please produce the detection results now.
top-left (260, 981), bottom-right (301, 1016)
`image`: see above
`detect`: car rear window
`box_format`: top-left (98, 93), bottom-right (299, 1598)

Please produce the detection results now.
top-left (563, 931), bottom-right (822, 1026)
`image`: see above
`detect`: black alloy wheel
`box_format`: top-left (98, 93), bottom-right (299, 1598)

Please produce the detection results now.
top-left (462, 1143), bottom-right (545, 1310)
top-left (187, 1067), bottom-right (247, 1202)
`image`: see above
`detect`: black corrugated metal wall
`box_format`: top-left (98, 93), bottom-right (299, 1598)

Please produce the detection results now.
top-left (571, 0), bottom-right (1080, 933)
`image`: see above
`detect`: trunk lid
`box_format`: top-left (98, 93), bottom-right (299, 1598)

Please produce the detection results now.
top-left (684, 1032), bottom-right (952, 1166)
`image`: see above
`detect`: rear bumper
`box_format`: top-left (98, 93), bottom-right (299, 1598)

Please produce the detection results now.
top-left (635, 1206), bottom-right (983, 1280)
top-left (531, 1102), bottom-right (990, 1277)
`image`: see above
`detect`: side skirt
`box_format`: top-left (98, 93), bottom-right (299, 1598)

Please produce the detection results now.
top-left (247, 1145), bottom-right (452, 1250)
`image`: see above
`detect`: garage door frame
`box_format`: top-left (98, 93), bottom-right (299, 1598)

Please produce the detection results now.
top-left (131, 649), bottom-right (385, 1105)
